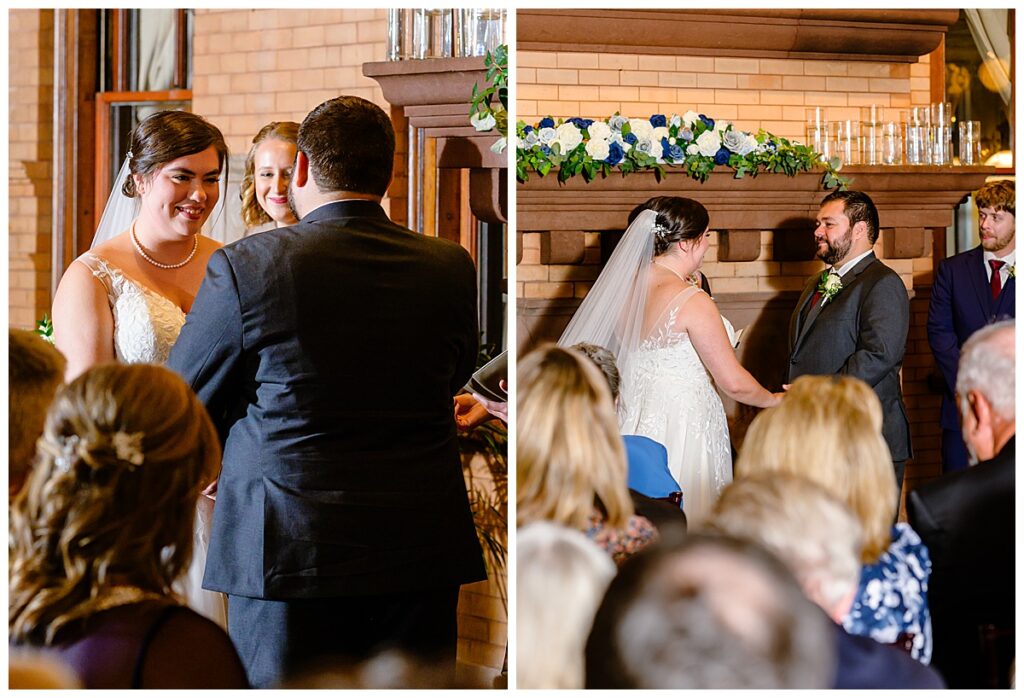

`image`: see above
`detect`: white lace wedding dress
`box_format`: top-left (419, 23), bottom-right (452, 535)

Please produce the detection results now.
top-left (78, 252), bottom-right (228, 629)
top-left (620, 285), bottom-right (733, 524)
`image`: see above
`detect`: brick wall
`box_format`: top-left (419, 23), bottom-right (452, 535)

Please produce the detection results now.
top-left (9, 9), bottom-right (55, 329)
top-left (518, 50), bottom-right (932, 141)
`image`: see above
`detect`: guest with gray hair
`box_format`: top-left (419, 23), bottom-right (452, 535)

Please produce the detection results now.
top-left (707, 474), bottom-right (944, 689)
top-left (517, 522), bottom-right (616, 689)
top-left (908, 319), bottom-right (1015, 688)
top-left (585, 533), bottom-right (835, 689)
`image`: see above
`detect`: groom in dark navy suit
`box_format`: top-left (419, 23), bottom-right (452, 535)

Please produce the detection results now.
top-left (787, 190), bottom-right (912, 494)
top-left (167, 96), bottom-right (484, 687)
top-left (927, 179), bottom-right (1015, 473)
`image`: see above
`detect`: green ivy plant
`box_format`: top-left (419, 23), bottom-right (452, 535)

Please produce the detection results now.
top-left (469, 44), bottom-right (508, 154)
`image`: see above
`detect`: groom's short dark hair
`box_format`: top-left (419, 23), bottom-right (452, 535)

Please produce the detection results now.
top-left (820, 190), bottom-right (879, 244)
top-left (297, 96), bottom-right (395, 197)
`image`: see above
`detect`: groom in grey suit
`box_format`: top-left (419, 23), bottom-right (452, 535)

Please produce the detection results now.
top-left (787, 190), bottom-right (912, 493)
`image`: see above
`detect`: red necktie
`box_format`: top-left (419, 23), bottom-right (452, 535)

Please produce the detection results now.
top-left (989, 259), bottom-right (1005, 300)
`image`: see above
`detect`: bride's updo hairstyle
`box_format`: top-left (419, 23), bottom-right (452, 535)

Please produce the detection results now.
top-left (121, 110), bottom-right (229, 198)
top-left (9, 364), bottom-right (220, 645)
top-left (517, 344), bottom-right (633, 530)
top-left (628, 196), bottom-right (710, 257)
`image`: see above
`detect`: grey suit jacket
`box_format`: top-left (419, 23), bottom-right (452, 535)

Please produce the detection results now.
top-left (787, 252), bottom-right (912, 461)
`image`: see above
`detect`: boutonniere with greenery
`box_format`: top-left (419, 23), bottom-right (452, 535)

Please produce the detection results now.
top-left (817, 271), bottom-right (843, 303)
top-left (1008, 264), bottom-right (1016, 279)
top-left (515, 111), bottom-right (849, 189)
top-left (35, 313), bottom-right (54, 344)
top-left (469, 44), bottom-right (508, 154)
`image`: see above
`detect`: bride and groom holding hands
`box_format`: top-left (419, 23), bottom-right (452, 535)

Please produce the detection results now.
top-left (562, 189), bottom-right (911, 523)
top-left (50, 96), bottom-right (485, 687)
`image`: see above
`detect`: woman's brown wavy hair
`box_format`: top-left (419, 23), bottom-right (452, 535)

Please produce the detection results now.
top-left (9, 364), bottom-right (220, 645)
top-left (239, 121), bottom-right (299, 229)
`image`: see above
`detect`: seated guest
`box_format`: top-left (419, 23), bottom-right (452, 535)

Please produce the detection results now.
top-left (517, 522), bottom-right (616, 688)
top-left (518, 344), bottom-right (657, 564)
top-left (585, 533), bottom-right (834, 688)
top-left (9, 364), bottom-right (249, 689)
top-left (735, 375), bottom-right (933, 663)
top-left (570, 343), bottom-right (681, 498)
top-left (9, 328), bottom-right (65, 498)
top-left (908, 320), bottom-right (1015, 688)
top-left (708, 474), bottom-right (945, 689)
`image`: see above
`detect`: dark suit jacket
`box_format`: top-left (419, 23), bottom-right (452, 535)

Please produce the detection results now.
top-left (787, 253), bottom-right (912, 461)
top-left (927, 245), bottom-right (1015, 430)
top-left (832, 622), bottom-right (945, 689)
top-left (166, 200), bottom-right (485, 599)
top-left (906, 437), bottom-right (1015, 688)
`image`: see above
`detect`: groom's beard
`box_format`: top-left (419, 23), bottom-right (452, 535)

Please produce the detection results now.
top-left (817, 229), bottom-right (853, 266)
top-left (286, 179), bottom-right (301, 222)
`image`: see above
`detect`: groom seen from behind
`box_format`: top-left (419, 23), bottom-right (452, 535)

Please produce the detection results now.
top-left (787, 191), bottom-right (912, 494)
top-left (167, 96), bottom-right (485, 688)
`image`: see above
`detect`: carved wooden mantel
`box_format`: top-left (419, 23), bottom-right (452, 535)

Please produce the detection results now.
top-left (518, 9), bottom-right (960, 62)
top-left (364, 57), bottom-right (507, 224)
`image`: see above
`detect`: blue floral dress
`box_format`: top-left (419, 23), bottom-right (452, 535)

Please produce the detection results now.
top-left (843, 522), bottom-right (932, 663)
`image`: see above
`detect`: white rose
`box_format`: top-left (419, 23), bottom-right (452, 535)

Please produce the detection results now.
top-left (682, 110), bottom-right (700, 128)
top-left (628, 118), bottom-right (654, 141)
top-left (714, 120), bottom-right (730, 134)
top-left (695, 130), bottom-right (722, 157)
top-left (686, 143), bottom-right (700, 156)
top-left (555, 122), bottom-right (584, 152)
top-left (585, 138), bottom-right (611, 161)
top-left (538, 127), bottom-right (557, 145)
top-left (652, 126), bottom-right (669, 143)
top-left (470, 112), bottom-right (496, 132)
top-left (669, 114), bottom-right (682, 128)
top-left (587, 121), bottom-right (612, 141)
top-left (722, 129), bottom-right (757, 156)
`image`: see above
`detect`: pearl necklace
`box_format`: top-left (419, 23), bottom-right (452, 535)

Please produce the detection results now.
top-left (654, 260), bottom-right (699, 286)
top-left (131, 223), bottom-right (198, 269)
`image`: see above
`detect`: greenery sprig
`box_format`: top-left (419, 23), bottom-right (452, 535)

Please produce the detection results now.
top-left (469, 44), bottom-right (508, 153)
top-left (515, 112), bottom-right (849, 190)
top-left (35, 313), bottom-right (54, 344)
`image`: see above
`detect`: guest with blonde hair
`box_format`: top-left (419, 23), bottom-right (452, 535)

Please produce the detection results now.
top-left (517, 522), bottom-right (616, 689)
top-left (9, 328), bottom-right (66, 498)
top-left (9, 363), bottom-right (248, 688)
top-left (736, 374), bottom-right (933, 663)
top-left (707, 474), bottom-right (944, 688)
top-left (240, 121), bottom-right (300, 232)
top-left (518, 344), bottom-right (656, 563)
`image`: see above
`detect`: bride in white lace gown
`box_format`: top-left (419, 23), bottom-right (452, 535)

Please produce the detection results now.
top-left (560, 198), bottom-right (782, 523)
top-left (51, 111), bottom-right (230, 627)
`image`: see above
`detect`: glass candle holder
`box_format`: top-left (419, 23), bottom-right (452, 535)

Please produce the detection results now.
top-left (958, 120), bottom-right (982, 165)
top-left (831, 119), bottom-right (860, 166)
top-left (806, 107), bottom-right (829, 160)
top-left (881, 121), bottom-right (901, 165)
top-left (413, 8), bottom-right (453, 59)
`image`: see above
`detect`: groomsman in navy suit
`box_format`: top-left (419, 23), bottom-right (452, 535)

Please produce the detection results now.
top-left (927, 180), bottom-right (1015, 473)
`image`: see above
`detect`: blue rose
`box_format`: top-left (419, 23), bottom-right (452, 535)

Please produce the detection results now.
top-left (624, 132), bottom-right (638, 145)
top-left (523, 125), bottom-right (534, 134)
top-left (568, 117), bottom-right (594, 129)
top-left (609, 114), bottom-right (628, 131)
top-left (605, 141), bottom-right (625, 166)
top-left (540, 145), bottom-right (552, 155)
top-left (714, 146), bottom-right (731, 165)
top-left (539, 117), bottom-right (555, 129)
top-left (663, 138), bottom-right (683, 161)
top-left (650, 114), bottom-right (667, 128)
top-left (679, 127), bottom-right (694, 142)
top-left (699, 114), bottom-right (715, 131)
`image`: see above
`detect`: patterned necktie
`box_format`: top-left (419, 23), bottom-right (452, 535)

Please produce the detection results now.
top-left (989, 259), bottom-right (1006, 300)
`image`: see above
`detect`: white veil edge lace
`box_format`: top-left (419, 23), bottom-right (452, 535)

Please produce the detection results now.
top-left (557, 209), bottom-right (657, 423)
top-left (90, 154), bottom-right (230, 249)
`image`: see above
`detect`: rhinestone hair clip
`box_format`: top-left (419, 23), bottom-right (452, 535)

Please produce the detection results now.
top-left (652, 222), bottom-right (671, 241)
top-left (53, 431), bottom-right (145, 473)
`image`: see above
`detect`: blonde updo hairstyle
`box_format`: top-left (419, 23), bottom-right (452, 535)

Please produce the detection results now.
top-left (240, 121), bottom-right (299, 229)
top-left (517, 344), bottom-right (633, 529)
top-left (735, 375), bottom-right (896, 563)
top-left (9, 364), bottom-right (221, 645)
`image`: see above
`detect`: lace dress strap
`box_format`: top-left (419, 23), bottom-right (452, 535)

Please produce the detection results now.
top-left (642, 284), bottom-right (702, 339)
top-left (75, 252), bottom-right (120, 306)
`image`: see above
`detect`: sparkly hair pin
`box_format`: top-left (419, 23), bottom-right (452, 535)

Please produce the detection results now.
top-left (652, 222), bottom-right (671, 241)
top-left (126, 150), bottom-right (134, 161)
top-left (54, 434), bottom-right (81, 473)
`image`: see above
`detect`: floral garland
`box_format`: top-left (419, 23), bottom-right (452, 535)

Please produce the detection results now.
top-left (516, 112), bottom-right (848, 190)
top-left (469, 44), bottom-right (508, 154)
